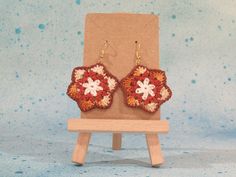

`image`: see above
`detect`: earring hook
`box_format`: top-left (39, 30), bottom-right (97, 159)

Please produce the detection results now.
top-left (135, 41), bottom-right (141, 65)
top-left (98, 40), bottom-right (109, 63)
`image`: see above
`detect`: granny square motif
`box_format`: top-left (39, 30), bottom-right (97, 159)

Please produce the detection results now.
top-left (67, 63), bottom-right (119, 112)
top-left (120, 65), bottom-right (172, 113)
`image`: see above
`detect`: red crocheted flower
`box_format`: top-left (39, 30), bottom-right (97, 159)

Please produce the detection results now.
top-left (120, 65), bottom-right (172, 113)
top-left (67, 63), bottom-right (119, 112)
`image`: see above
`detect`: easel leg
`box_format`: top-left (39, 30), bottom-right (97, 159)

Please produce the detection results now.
top-left (112, 133), bottom-right (122, 150)
top-left (72, 132), bottom-right (91, 165)
top-left (146, 133), bottom-right (164, 167)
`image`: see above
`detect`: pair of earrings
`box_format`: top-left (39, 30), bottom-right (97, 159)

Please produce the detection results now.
top-left (67, 41), bottom-right (172, 113)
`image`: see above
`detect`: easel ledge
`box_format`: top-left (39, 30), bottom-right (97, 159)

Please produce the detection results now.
top-left (68, 118), bottom-right (169, 133)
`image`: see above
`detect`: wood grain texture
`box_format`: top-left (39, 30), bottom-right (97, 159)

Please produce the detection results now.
top-left (112, 133), bottom-right (122, 150)
top-left (146, 133), bottom-right (164, 166)
top-left (72, 133), bottom-right (91, 165)
top-left (68, 119), bottom-right (169, 133)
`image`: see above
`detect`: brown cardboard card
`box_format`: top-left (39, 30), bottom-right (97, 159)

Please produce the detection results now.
top-left (81, 13), bottom-right (160, 120)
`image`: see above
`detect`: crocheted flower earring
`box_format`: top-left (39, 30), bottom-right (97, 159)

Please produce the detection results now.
top-left (67, 40), bottom-right (119, 112)
top-left (120, 41), bottom-right (172, 113)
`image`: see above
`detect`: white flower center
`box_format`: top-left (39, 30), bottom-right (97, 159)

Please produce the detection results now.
top-left (135, 78), bottom-right (155, 100)
top-left (82, 77), bottom-right (103, 96)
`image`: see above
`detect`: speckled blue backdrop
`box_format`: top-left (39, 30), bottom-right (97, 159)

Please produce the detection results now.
top-left (0, 0), bottom-right (236, 177)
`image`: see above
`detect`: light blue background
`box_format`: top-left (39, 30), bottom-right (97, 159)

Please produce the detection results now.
top-left (0, 0), bottom-right (236, 176)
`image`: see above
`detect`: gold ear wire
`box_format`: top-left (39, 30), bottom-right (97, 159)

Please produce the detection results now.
top-left (98, 40), bottom-right (109, 63)
top-left (135, 41), bottom-right (141, 65)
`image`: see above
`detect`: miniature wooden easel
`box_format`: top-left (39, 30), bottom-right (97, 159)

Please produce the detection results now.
top-left (67, 13), bottom-right (169, 167)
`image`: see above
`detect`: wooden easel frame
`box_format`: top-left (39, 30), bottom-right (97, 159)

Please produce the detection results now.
top-left (67, 13), bottom-right (169, 167)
